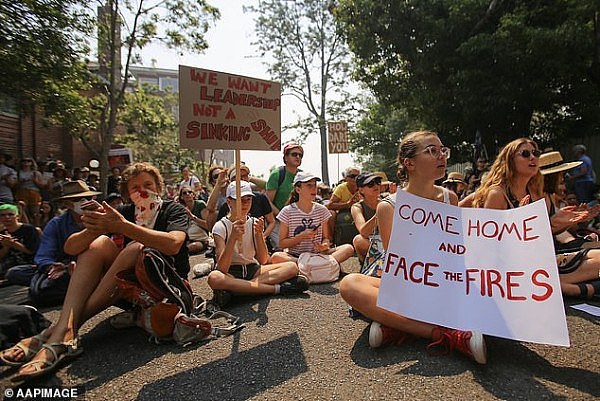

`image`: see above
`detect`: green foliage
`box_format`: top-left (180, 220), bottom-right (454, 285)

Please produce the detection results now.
top-left (0, 0), bottom-right (92, 105)
top-left (245, 0), bottom-right (360, 184)
top-left (336, 0), bottom-right (600, 156)
top-left (115, 84), bottom-right (205, 180)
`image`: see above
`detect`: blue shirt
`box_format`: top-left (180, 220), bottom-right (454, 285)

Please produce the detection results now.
top-left (570, 154), bottom-right (594, 183)
top-left (34, 211), bottom-right (82, 269)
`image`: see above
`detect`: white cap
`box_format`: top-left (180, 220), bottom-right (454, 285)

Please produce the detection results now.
top-left (293, 172), bottom-right (321, 185)
top-left (226, 180), bottom-right (254, 199)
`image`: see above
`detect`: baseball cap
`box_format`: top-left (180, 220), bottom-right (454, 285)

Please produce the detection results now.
top-left (226, 180), bottom-right (254, 199)
top-left (283, 143), bottom-right (303, 154)
top-left (293, 172), bottom-right (321, 185)
top-left (356, 172), bottom-right (381, 187)
top-left (80, 167), bottom-right (90, 172)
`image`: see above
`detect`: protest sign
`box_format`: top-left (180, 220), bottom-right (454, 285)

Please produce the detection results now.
top-left (377, 190), bottom-right (569, 346)
top-left (179, 66), bottom-right (281, 151)
top-left (327, 121), bottom-right (349, 154)
top-left (108, 148), bottom-right (133, 169)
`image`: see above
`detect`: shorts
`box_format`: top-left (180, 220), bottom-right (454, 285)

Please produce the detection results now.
top-left (556, 249), bottom-right (590, 274)
top-left (228, 263), bottom-right (261, 280)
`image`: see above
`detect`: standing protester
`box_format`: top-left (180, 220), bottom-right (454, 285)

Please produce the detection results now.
top-left (180, 165), bottom-right (202, 194)
top-left (15, 158), bottom-right (46, 227)
top-left (107, 167), bottom-right (122, 195)
top-left (266, 143), bottom-right (303, 250)
top-left (0, 152), bottom-right (17, 205)
top-left (566, 144), bottom-right (595, 203)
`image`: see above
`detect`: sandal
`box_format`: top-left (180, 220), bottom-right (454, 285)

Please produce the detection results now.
top-left (11, 337), bottom-right (82, 382)
top-left (0, 328), bottom-right (51, 367)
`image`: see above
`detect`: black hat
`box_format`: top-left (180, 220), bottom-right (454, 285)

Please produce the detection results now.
top-left (356, 172), bottom-right (381, 187)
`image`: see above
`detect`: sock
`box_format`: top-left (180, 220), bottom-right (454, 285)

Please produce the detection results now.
top-left (274, 284), bottom-right (280, 294)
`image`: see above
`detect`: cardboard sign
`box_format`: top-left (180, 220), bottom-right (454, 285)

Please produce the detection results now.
top-left (328, 121), bottom-right (348, 154)
top-left (108, 148), bottom-right (133, 169)
top-left (179, 65), bottom-right (282, 151)
top-left (377, 190), bottom-right (569, 346)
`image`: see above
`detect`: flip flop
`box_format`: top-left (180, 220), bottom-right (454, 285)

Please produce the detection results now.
top-left (11, 337), bottom-right (82, 382)
top-left (0, 328), bottom-right (50, 367)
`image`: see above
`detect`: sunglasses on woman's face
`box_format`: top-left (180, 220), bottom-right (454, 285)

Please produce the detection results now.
top-left (181, 191), bottom-right (193, 196)
top-left (365, 180), bottom-right (381, 188)
top-left (516, 149), bottom-right (541, 158)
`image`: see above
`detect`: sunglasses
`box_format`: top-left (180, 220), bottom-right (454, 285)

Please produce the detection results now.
top-left (211, 173), bottom-right (221, 180)
top-left (289, 152), bottom-right (304, 158)
top-left (181, 191), bottom-right (193, 196)
top-left (365, 180), bottom-right (381, 187)
top-left (516, 149), bottom-right (541, 158)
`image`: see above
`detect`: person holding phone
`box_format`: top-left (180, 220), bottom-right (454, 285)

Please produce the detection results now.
top-left (271, 172), bottom-right (354, 266)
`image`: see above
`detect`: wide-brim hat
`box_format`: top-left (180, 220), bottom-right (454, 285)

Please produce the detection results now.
top-left (373, 171), bottom-right (391, 185)
top-left (58, 180), bottom-right (102, 200)
top-left (539, 151), bottom-right (582, 175)
top-left (443, 171), bottom-right (466, 185)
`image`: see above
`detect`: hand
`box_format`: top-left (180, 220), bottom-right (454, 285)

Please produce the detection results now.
top-left (299, 228), bottom-right (317, 240)
top-left (80, 201), bottom-right (124, 235)
top-left (48, 262), bottom-right (67, 280)
top-left (216, 170), bottom-right (229, 189)
top-left (0, 234), bottom-right (14, 247)
top-left (231, 219), bottom-right (245, 241)
top-left (518, 194), bottom-right (531, 207)
top-left (313, 241), bottom-right (330, 253)
top-left (551, 206), bottom-right (590, 232)
top-left (254, 216), bottom-right (265, 236)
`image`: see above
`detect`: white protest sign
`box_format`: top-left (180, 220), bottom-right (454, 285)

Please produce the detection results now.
top-left (377, 190), bottom-right (569, 346)
top-left (179, 65), bottom-right (281, 151)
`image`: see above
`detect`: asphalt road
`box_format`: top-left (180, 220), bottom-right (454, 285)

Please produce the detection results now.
top-left (1, 255), bottom-right (599, 400)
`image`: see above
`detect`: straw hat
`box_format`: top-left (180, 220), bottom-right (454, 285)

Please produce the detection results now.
top-left (373, 171), bottom-right (391, 185)
top-left (443, 171), bottom-right (466, 185)
top-left (539, 151), bottom-right (582, 175)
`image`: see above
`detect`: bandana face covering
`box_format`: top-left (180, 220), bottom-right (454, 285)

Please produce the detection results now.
top-left (130, 189), bottom-right (163, 228)
top-left (72, 200), bottom-right (87, 216)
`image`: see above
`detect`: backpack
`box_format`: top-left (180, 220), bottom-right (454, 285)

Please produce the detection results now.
top-left (116, 247), bottom-right (244, 345)
top-left (297, 252), bottom-right (340, 284)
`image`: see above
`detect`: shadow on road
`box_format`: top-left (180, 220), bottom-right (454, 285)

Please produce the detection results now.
top-left (136, 332), bottom-right (308, 401)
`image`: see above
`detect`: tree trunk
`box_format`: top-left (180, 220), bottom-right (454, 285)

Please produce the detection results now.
top-left (319, 122), bottom-right (330, 185)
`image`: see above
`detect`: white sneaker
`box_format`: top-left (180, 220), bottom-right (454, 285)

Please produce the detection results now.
top-left (192, 262), bottom-right (213, 278)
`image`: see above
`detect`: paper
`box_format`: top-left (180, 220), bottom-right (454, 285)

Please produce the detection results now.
top-left (570, 303), bottom-right (600, 317)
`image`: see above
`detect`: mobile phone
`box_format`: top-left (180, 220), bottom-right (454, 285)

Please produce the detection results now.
top-left (81, 200), bottom-right (102, 211)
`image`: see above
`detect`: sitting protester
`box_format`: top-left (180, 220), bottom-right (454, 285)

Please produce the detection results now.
top-left (272, 172), bottom-right (354, 266)
top-left (207, 180), bottom-right (307, 308)
top-left (1, 162), bottom-right (189, 381)
top-left (0, 204), bottom-right (40, 279)
top-left (350, 172), bottom-right (382, 265)
top-left (4, 181), bottom-right (94, 304)
top-left (178, 185), bottom-right (210, 254)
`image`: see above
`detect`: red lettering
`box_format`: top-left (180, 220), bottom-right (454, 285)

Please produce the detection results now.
top-left (523, 216), bottom-right (540, 241)
top-left (186, 121), bottom-right (200, 138)
top-left (506, 271), bottom-right (526, 301)
top-left (384, 252), bottom-right (398, 274)
top-left (465, 269), bottom-right (479, 295)
top-left (423, 262), bottom-right (439, 287)
top-left (482, 221), bottom-right (499, 239)
top-left (497, 222), bottom-right (522, 241)
top-left (409, 261), bottom-right (423, 283)
top-left (485, 269), bottom-right (505, 298)
top-left (190, 70), bottom-right (218, 85)
top-left (467, 219), bottom-right (480, 237)
top-left (394, 256), bottom-right (408, 280)
top-left (445, 216), bottom-right (460, 235)
top-left (531, 269), bottom-right (553, 301)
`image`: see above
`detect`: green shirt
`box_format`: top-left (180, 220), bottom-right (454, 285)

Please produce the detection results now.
top-left (266, 166), bottom-right (297, 211)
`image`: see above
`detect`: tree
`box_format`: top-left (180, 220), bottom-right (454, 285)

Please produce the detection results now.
top-left (336, 0), bottom-right (600, 155)
top-left (0, 0), bottom-right (92, 124)
top-left (246, 0), bottom-right (358, 185)
top-left (63, 0), bottom-right (219, 194)
top-left (116, 84), bottom-right (206, 181)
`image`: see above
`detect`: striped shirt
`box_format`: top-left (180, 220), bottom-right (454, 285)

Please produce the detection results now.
top-left (277, 202), bottom-right (332, 255)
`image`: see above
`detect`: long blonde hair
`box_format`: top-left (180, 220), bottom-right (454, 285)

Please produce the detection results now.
top-left (396, 130), bottom-right (439, 183)
top-left (472, 138), bottom-right (543, 208)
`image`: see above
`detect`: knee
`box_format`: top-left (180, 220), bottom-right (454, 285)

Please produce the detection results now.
top-left (207, 270), bottom-right (227, 290)
top-left (283, 261), bottom-right (299, 275)
top-left (339, 273), bottom-right (362, 303)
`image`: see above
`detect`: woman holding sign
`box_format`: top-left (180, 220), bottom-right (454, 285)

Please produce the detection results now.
top-left (340, 130), bottom-right (487, 364)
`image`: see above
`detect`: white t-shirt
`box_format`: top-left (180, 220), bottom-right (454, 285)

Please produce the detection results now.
top-left (277, 202), bottom-right (332, 256)
top-left (212, 216), bottom-right (258, 265)
top-left (180, 175), bottom-right (200, 190)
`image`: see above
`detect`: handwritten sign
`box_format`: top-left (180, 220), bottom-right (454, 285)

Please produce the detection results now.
top-left (179, 66), bottom-right (282, 151)
top-left (377, 190), bottom-right (569, 346)
top-left (328, 121), bottom-right (349, 154)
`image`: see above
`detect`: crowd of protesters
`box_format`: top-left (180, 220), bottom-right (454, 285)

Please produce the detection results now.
top-left (1, 138), bottom-right (599, 380)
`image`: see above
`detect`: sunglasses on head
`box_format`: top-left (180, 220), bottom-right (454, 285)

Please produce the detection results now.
top-left (289, 152), bottom-right (303, 158)
top-left (516, 149), bottom-right (541, 158)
